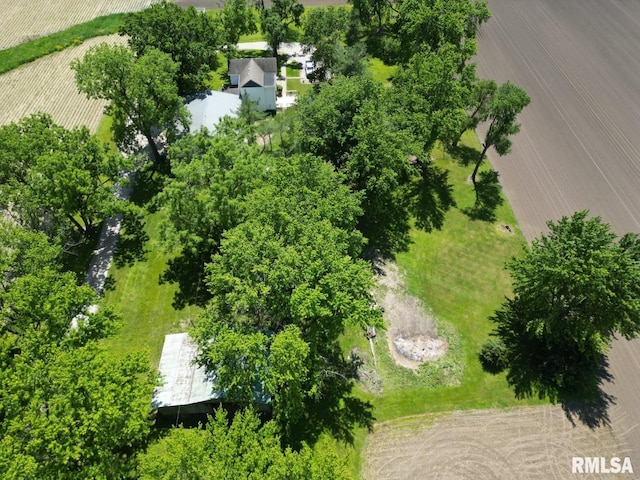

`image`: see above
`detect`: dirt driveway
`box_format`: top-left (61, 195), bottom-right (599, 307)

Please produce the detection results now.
top-left (364, 405), bottom-right (634, 480)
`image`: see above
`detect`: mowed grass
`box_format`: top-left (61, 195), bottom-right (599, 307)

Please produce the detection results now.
top-left (287, 78), bottom-right (312, 95)
top-left (353, 132), bottom-right (546, 422)
top-left (0, 14), bottom-right (124, 75)
top-left (368, 58), bottom-right (395, 85)
top-left (101, 208), bottom-right (201, 367)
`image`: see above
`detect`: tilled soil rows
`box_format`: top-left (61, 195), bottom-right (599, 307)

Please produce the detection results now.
top-left (364, 405), bottom-right (634, 480)
top-left (0, 35), bottom-right (126, 133)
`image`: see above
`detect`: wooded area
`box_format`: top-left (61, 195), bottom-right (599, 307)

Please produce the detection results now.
top-left (3, 0), bottom-right (634, 477)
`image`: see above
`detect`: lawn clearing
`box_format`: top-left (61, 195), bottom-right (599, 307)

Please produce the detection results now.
top-left (344, 132), bottom-right (544, 424)
top-left (368, 58), bottom-right (395, 85)
top-left (0, 0), bottom-right (153, 50)
top-left (0, 35), bottom-right (126, 133)
top-left (287, 78), bottom-right (313, 95)
top-left (102, 194), bottom-right (201, 367)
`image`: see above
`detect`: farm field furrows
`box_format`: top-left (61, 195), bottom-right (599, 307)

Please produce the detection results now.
top-left (0, 0), bottom-right (154, 50)
top-left (0, 35), bottom-right (126, 133)
top-left (475, 0), bottom-right (640, 468)
top-left (364, 405), bottom-right (634, 480)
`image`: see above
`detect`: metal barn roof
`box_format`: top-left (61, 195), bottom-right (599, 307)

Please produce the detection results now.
top-left (152, 333), bottom-right (223, 408)
top-left (184, 90), bottom-right (241, 134)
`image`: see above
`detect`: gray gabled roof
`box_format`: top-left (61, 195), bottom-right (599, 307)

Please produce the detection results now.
top-left (229, 58), bottom-right (277, 88)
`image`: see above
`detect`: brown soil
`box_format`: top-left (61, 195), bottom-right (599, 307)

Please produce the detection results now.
top-left (476, 0), bottom-right (640, 465)
top-left (374, 261), bottom-right (446, 370)
top-left (364, 405), bottom-right (634, 480)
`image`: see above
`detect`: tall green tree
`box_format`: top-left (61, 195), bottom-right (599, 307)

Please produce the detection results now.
top-left (301, 7), bottom-right (350, 80)
top-left (193, 155), bottom-right (379, 439)
top-left (259, 0), bottom-right (304, 57)
top-left (471, 81), bottom-right (530, 194)
top-left (73, 44), bottom-right (189, 166)
top-left (448, 78), bottom-right (497, 148)
top-left (0, 222), bottom-right (155, 478)
top-left (395, 0), bottom-right (490, 63)
top-left (350, 0), bottom-right (392, 31)
top-left (220, 0), bottom-right (258, 54)
top-left (488, 211), bottom-right (640, 405)
top-left (138, 409), bottom-right (354, 480)
top-left (0, 114), bottom-right (126, 245)
top-left (120, 0), bottom-right (224, 96)
top-left (390, 45), bottom-right (476, 155)
top-left (0, 344), bottom-right (154, 479)
top-left (296, 75), bottom-right (453, 255)
top-left (157, 126), bottom-right (269, 307)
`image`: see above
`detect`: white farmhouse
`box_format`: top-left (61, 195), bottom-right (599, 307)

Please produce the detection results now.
top-left (228, 57), bottom-right (277, 112)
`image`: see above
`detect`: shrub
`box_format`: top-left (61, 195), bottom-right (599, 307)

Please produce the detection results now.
top-left (479, 338), bottom-right (508, 374)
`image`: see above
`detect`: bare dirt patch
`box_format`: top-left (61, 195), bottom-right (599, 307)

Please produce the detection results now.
top-left (374, 261), bottom-right (447, 370)
top-left (0, 35), bottom-right (126, 133)
top-left (364, 405), bottom-right (634, 480)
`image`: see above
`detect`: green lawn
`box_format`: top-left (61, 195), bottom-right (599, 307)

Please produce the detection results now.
top-left (287, 78), bottom-right (312, 95)
top-left (347, 132), bottom-right (545, 422)
top-left (286, 64), bottom-right (301, 78)
top-left (368, 58), bottom-right (395, 85)
top-left (102, 208), bottom-right (201, 367)
top-left (0, 14), bottom-right (124, 75)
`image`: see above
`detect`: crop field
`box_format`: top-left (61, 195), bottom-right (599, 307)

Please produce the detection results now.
top-left (475, 0), bottom-right (640, 466)
top-left (0, 0), bottom-right (154, 50)
top-left (364, 405), bottom-right (634, 479)
top-left (0, 35), bottom-right (126, 133)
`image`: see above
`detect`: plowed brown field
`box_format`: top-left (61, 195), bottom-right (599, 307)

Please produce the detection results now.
top-left (0, 35), bottom-right (126, 133)
top-left (364, 406), bottom-right (634, 480)
top-left (475, 0), bottom-right (640, 469)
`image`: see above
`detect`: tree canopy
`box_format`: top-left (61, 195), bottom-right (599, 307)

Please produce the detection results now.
top-left (220, 0), bottom-right (259, 53)
top-left (390, 44), bottom-right (477, 155)
top-left (471, 80), bottom-right (530, 190)
top-left (0, 221), bottom-right (155, 478)
top-left (487, 211), bottom-right (640, 406)
top-left (258, 0), bottom-right (304, 57)
top-left (120, 0), bottom-right (224, 96)
top-left (0, 113), bottom-right (126, 247)
top-left (395, 0), bottom-right (490, 63)
top-left (157, 124), bottom-right (270, 307)
top-left (191, 153), bottom-right (380, 439)
top-left (301, 7), bottom-right (352, 81)
top-left (295, 75), bottom-right (454, 255)
top-left (138, 409), bottom-right (353, 480)
top-left (72, 43), bottom-right (189, 165)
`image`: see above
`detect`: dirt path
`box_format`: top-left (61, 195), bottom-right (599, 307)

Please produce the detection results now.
top-left (364, 405), bottom-right (634, 480)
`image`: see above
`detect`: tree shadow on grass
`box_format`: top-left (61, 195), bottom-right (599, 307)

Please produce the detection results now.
top-left (160, 250), bottom-right (213, 310)
top-left (462, 169), bottom-right (504, 222)
top-left (129, 168), bottom-right (166, 211)
top-left (446, 143), bottom-right (479, 168)
top-left (287, 348), bottom-right (375, 449)
top-left (482, 322), bottom-right (616, 430)
top-left (113, 206), bottom-right (149, 268)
